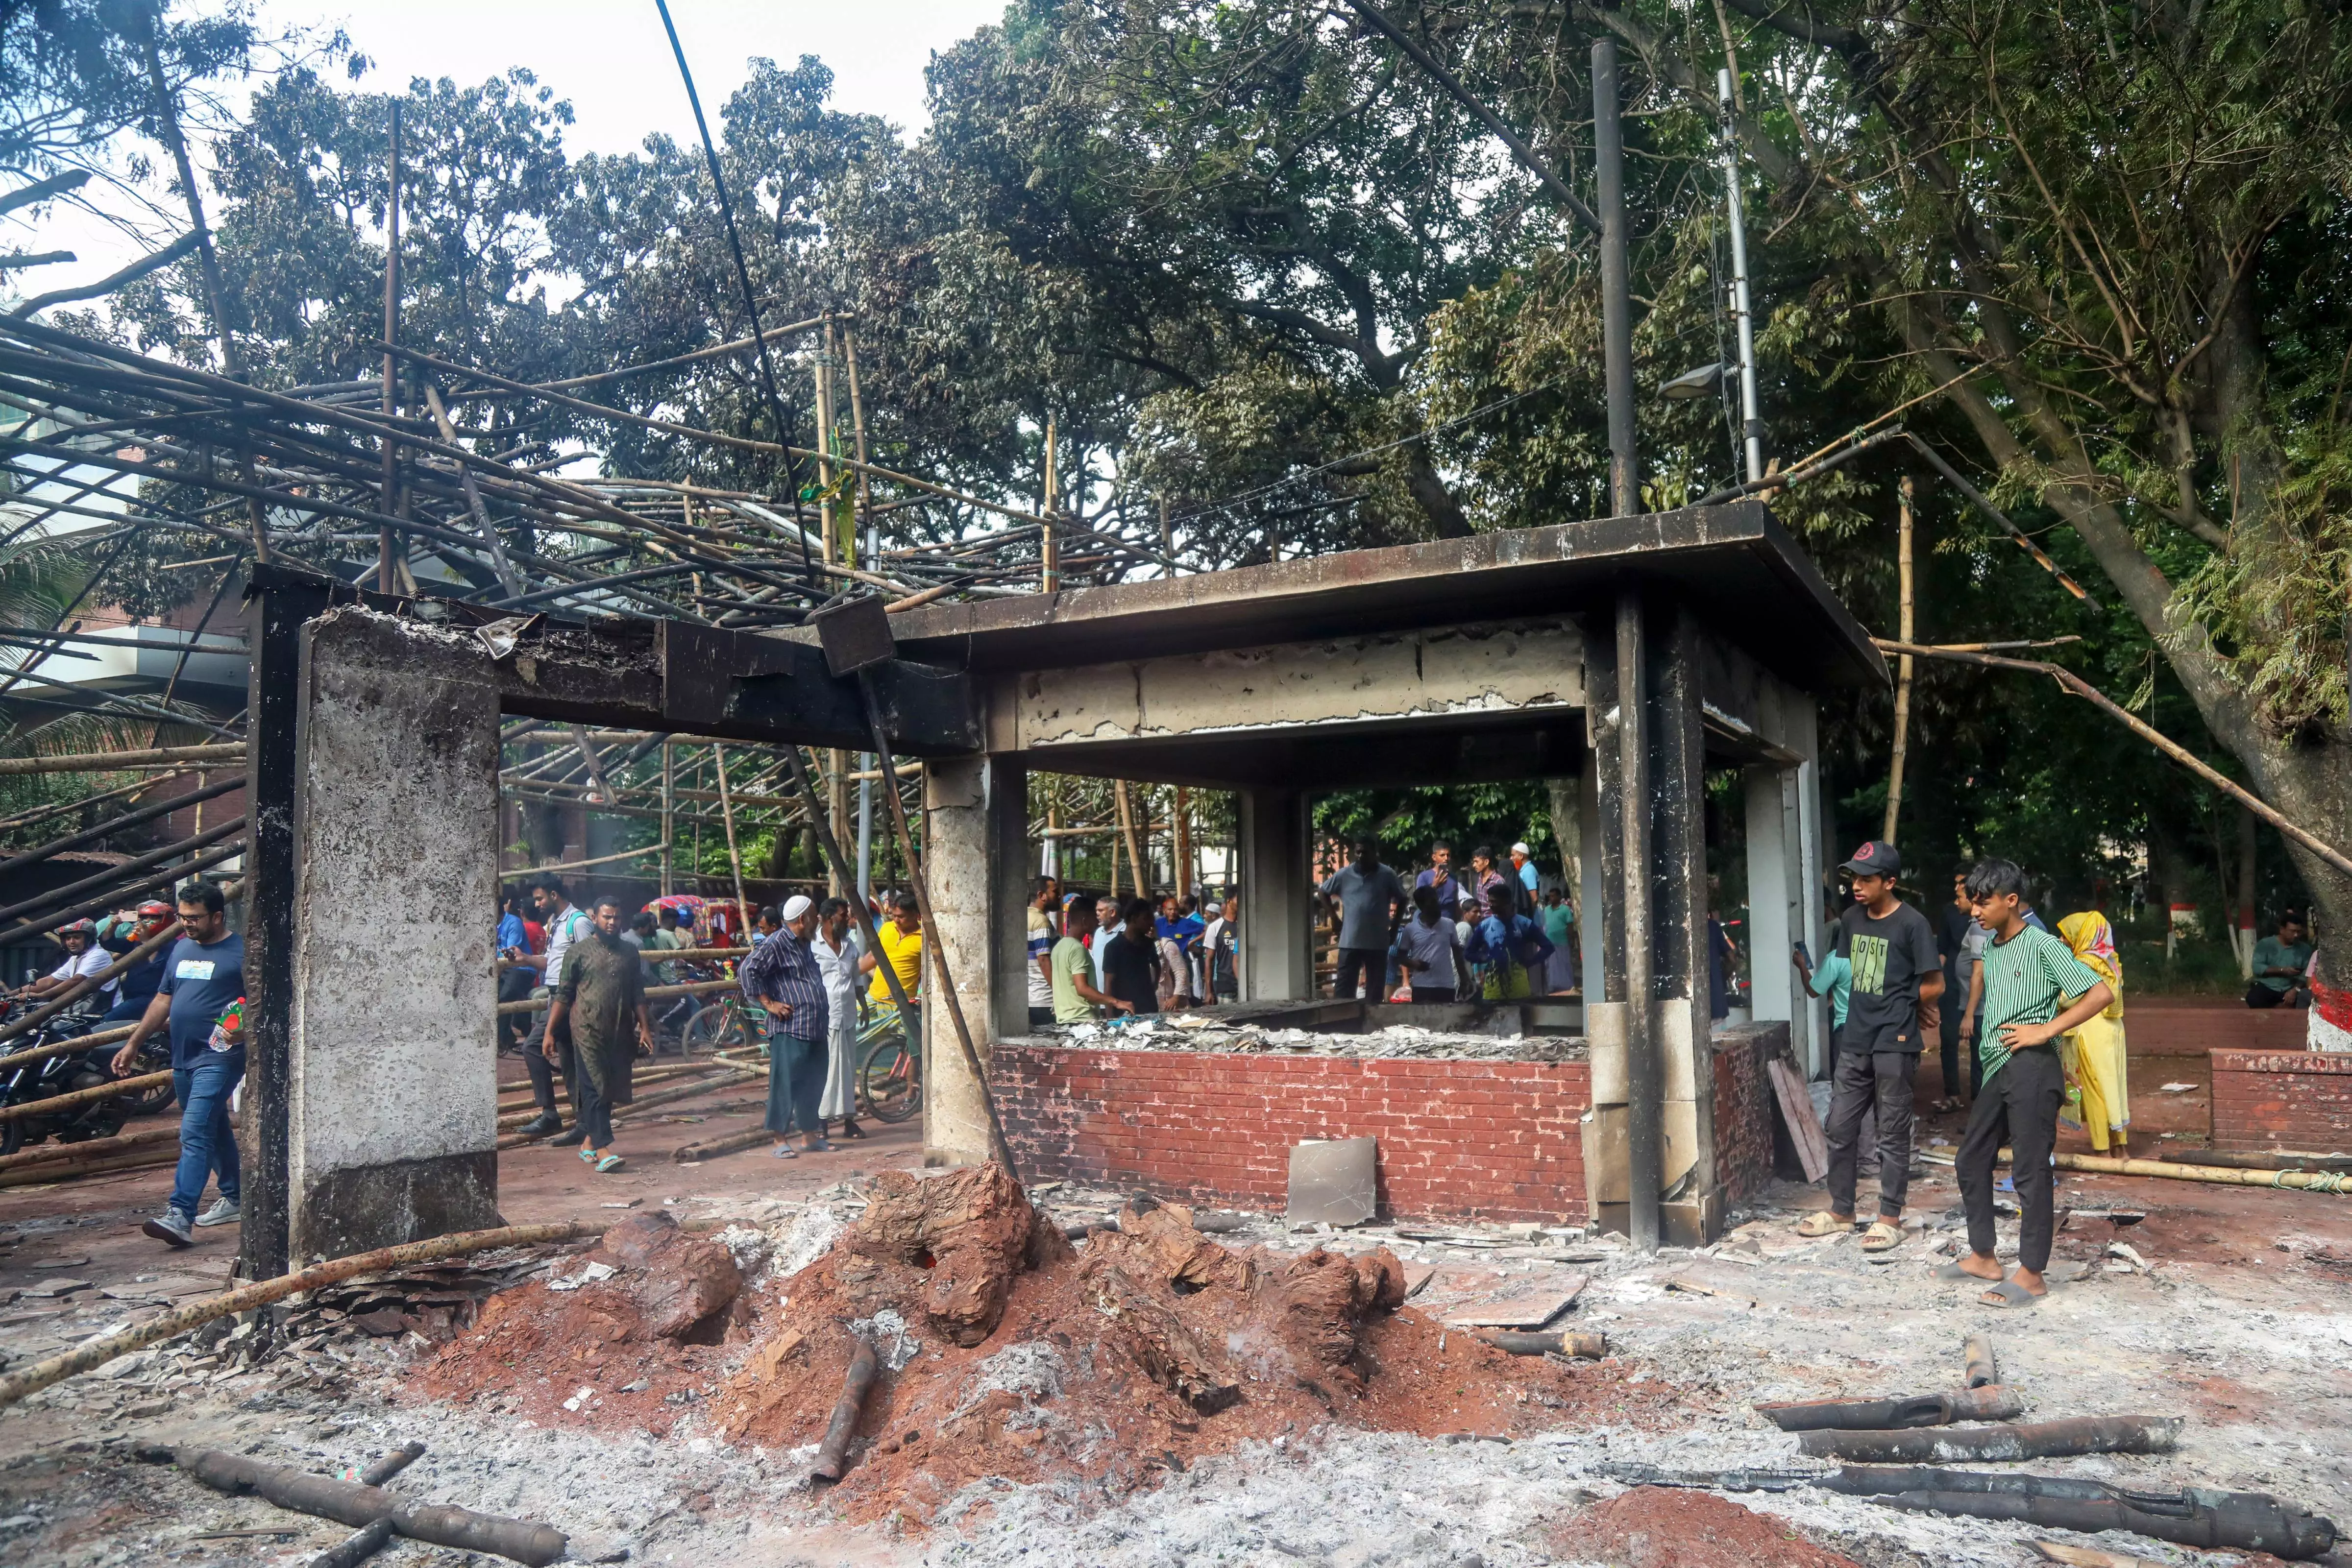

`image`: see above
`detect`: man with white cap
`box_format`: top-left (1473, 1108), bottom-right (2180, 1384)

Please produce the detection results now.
top-left (1510, 843), bottom-right (1540, 899)
top-left (737, 893), bottom-right (832, 1157)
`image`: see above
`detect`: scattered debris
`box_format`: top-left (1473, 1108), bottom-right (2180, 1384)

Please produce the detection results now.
top-left (1797, 1413), bottom-right (2181, 1462)
top-left (1756, 1384), bottom-right (2022, 1432)
top-left (173, 1447), bottom-right (567, 1565)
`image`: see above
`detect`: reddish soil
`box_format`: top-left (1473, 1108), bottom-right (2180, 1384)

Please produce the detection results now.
top-left (413, 1166), bottom-right (1686, 1526)
top-left (1553, 1488), bottom-right (1863, 1568)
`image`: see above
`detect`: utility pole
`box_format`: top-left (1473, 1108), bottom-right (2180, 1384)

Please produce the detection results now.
top-left (1594, 40), bottom-right (1639, 517)
top-left (380, 101), bottom-right (401, 586)
top-left (1717, 68), bottom-right (1765, 484)
top-left (1040, 413), bottom-right (1060, 593)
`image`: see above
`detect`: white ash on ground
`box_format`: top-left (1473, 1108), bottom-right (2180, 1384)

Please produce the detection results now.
top-left (1035, 1018), bottom-right (1586, 1061)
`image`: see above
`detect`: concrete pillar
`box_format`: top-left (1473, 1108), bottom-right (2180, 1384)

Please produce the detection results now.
top-left (1744, 694), bottom-right (1829, 1076)
top-left (1578, 767), bottom-right (1605, 1001)
top-left (287, 608), bottom-right (502, 1261)
top-left (1239, 788), bottom-right (1310, 1001)
top-left (1580, 596), bottom-right (1717, 1247)
top-left (920, 754), bottom-right (1013, 1167)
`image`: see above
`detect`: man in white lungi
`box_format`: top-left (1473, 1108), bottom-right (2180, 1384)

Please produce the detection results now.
top-left (812, 895), bottom-right (867, 1141)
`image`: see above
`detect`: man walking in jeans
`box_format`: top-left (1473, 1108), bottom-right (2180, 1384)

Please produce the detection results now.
top-left (1794, 841), bottom-right (1942, 1254)
top-left (1318, 836), bottom-right (1407, 1000)
top-left (112, 881), bottom-right (244, 1247)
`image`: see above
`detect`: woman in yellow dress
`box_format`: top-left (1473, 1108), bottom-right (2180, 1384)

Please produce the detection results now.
top-left (2057, 911), bottom-right (2130, 1153)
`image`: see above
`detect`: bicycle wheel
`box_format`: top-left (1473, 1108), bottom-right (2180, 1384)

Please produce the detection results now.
top-left (685, 1004), bottom-right (745, 1054)
top-left (858, 1034), bottom-right (921, 1123)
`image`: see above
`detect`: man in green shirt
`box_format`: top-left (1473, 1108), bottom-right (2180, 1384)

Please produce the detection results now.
top-left (2244, 912), bottom-right (2313, 1009)
top-left (1051, 894), bottom-right (1129, 1025)
top-left (1946, 858), bottom-right (2112, 1309)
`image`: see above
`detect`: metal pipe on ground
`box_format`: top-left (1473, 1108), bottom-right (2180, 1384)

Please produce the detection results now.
top-left (810, 1337), bottom-right (880, 1482)
top-left (357, 1443), bottom-right (425, 1487)
top-left (178, 1449), bottom-right (564, 1566)
top-left (0, 1220), bottom-right (598, 1411)
top-left (1798, 1414), bottom-right (2180, 1463)
top-left (308, 1516), bottom-right (394, 1568)
top-left (1965, 1334), bottom-right (1998, 1390)
top-left (1821, 1466), bottom-right (2338, 1559)
top-left (1474, 1330), bottom-right (1609, 1358)
top-left (1759, 1385), bottom-right (2021, 1432)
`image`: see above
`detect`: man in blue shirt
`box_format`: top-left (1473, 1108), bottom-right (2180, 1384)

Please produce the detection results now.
top-left (111, 881), bottom-right (244, 1248)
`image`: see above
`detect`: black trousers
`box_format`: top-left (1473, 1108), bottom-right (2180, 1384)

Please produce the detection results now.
top-left (1938, 977), bottom-right (1965, 1102)
top-left (575, 1066), bottom-right (615, 1148)
top-left (1824, 1048), bottom-right (1917, 1218)
top-left (1957, 1042), bottom-right (2064, 1274)
top-left (496, 965), bottom-right (536, 1051)
top-left (1333, 947), bottom-right (1385, 1000)
top-left (2244, 982), bottom-right (2307, 1009)
top-left (524, 1004), bottom-right (578, 1115)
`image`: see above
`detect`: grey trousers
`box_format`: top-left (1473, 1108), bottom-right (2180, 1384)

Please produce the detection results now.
top-left (1825, 1048), bottom-right (1918, 1218)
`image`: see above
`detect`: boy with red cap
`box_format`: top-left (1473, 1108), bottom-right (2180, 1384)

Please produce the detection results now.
top-left (1793, 841), bottom-right (1942, 1252)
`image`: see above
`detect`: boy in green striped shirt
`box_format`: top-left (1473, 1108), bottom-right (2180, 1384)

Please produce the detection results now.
top-left (1947, 859), bottom-right (2112, 1308)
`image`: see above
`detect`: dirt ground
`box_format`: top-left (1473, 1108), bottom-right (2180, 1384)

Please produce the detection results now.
top-left (0, 1045), bottom-right (2348, 1568)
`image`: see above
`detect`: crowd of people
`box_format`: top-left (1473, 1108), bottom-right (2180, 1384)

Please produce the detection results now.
top-left (1319, 836), bottom-right (1577, 1003)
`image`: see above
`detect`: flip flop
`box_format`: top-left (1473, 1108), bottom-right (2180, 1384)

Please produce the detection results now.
top-left (772, 1144), bottom-right (798, 1158)
top-left (595, 1154), bottom-right (627, 1174)
top-left (1794, 1211), bottom-right (1850, 1238)
top-left (1935, 1260), bottom-right (2003, 1281)
top-left (578, 1146), bottom-right (598, 1164)
top-left (1979, 1279), bottom-right (2042, 1308)
top-left (1860, 1220), bottom-right (1903, 1252)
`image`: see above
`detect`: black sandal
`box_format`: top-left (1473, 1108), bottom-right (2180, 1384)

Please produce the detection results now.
top-left (839, 1119), bottom-right (867, 1139)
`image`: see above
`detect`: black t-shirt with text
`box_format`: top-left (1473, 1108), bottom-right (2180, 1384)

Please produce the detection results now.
top-left (1834, 899), bottom-right (1939, 1052)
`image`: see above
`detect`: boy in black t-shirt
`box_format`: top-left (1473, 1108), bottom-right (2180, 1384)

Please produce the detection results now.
top-left (1793, 841), bottom-right (1944, 1253)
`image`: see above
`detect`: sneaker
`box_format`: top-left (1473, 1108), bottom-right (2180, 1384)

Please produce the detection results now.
top-left (193, 1197), bottom-right (241, 1228)
top-left (517, 1111), bottom-right (562, 1138)
top-left (142, 1209), bottom-right (194, 1248)
top-left (548, 1125), bottom-right (589, 1148)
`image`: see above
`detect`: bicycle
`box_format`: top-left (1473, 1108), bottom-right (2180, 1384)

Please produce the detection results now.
top-left (682, 992), bottom-right (760, 1054)
top-left (856, 1003), bottom-right (922, 1124)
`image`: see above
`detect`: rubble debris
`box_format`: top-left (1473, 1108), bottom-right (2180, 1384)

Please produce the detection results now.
top-left (1798, 1413), bottom-right (2180, 1462)
top-left (810, 1337), bottom-right (880, 1482)
top-left (1821, 1466), bottom-right (2339, 1559)
top-left (2028, 1544), bottom-right (2170, 1568)
top-left (176, 1447), bottom-right (567, 1565)
top-left (1442, 1276), bottom-right (1587, 1328)
top-left (671, 1125), bottom-right (769, 1163)
top-left (1963, 1333), bottom-right (1997, 1389)
top-left (1045, 1017), bottom-right (1585, 1062)
top-left (1287, 1137), bottom-right (1377, 1227)
top-left (1757, 1385), bottom-right (2023, 1432)
top-left (1555, 1486), bottom-right (1864, 1568)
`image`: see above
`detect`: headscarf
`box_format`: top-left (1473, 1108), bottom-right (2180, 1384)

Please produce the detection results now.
top-left (2057, 911), bottom-right (2124, 1019)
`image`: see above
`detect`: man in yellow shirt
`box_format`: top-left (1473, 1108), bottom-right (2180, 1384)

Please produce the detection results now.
top-left (859, 891), bottom-right (923, 1055)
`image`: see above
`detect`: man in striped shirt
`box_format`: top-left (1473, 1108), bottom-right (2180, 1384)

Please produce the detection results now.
top-left (739, 894), bottom-right (833, 1158)
top-left (1947, 858), bottom-right (2112, 1308)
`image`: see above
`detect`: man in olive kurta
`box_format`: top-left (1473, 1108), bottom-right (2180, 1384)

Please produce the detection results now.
top-left (548, 894), bottom-right (653, 1172)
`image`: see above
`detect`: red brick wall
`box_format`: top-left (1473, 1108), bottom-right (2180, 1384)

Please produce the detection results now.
top-left (2210, 1049), bottom-right (2352, 1152)
top-left (992, 1045), bottom-right (1592, 1224)
top-left (2129, 1000), bottom-right (2307, 1056)
top-left (1711, 1026), bottom-right (1783, 1202)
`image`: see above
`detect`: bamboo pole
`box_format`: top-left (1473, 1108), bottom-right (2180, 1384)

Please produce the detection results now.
top-left (671, 1125), bottom-right (769, 1164)
top-left (0, 1122), bottom-right (175, 1172)
top-left (1040, 412), bottom-right (1059, 592)
top-left (712, 744), bottom-right (752, 935)
top-left (1174, 785), bottom-right (1193, 897)
top-left (0, 744), bottom-right (245, 777)
top-left (1883, 474), bottom-right (1915, 844)
top-left (0, 1146), bottom-right (178, 1190)
top-left (844, 323), bottom-right (871, 559)
top-left (379, 99), bottom-right (401, 585)
top-left (495, 977), bottom-right (735, 1016)
top-left (660, 739), bottom-right (674, 896)
top-left (2054, 1150), bottom-right (2351, 1192)
top-left (0, 1022), bottom-right (137, 1073)
top-left (1116, 782), bottom-right (1145, 897)
top-left (0, 1068), bottom-right (172, 1124)
top-left (0, 1221), bottom-right (600, 1412)
top-left (496, 1068), bottom-right (753, 1143)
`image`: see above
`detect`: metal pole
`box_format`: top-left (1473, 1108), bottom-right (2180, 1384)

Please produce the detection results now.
top-left (1594, 40), bottom-right (1639, 517)
top-left (1718, 67), bottom-right (1764, 484)
top-left (1617, 590), bottom-right (1662, 1253)
top-left (659, 739), bottom-right (674, 897)
top-left (856, 758), bottom-right (874, 904)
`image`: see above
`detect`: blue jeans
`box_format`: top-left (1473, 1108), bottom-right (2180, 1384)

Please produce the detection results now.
top-left (765, 1029), bottom-right (825, 1137)
top-left (170, 1049), bottom-right (243, 1218)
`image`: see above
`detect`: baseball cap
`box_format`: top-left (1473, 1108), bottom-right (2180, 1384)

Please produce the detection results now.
top-left (1840, 841), bottom-right (1902, 877)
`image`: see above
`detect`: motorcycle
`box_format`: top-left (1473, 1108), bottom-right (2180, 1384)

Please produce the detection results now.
top-left (0, 995), bottom-right (171, 1158)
